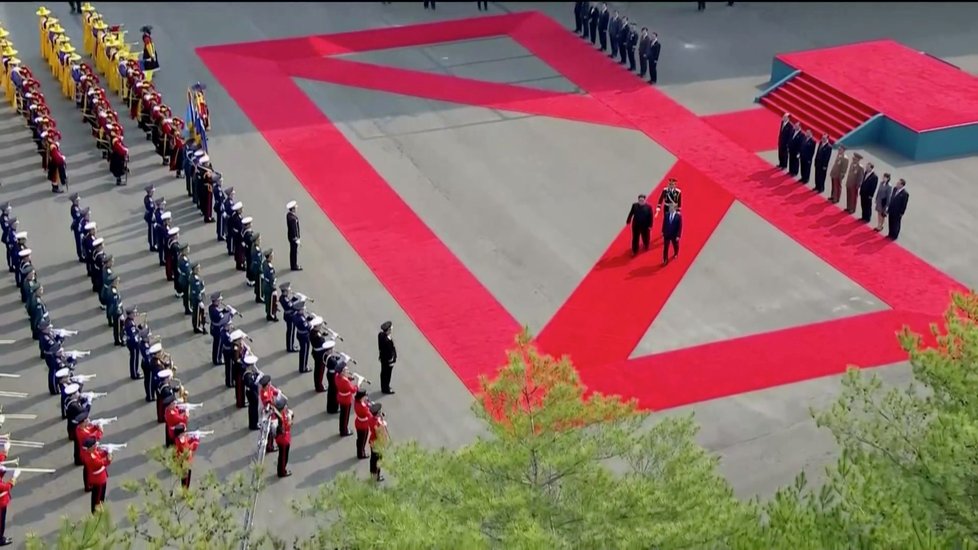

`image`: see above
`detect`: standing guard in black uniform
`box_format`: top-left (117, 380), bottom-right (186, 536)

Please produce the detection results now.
top-left (286, 201), bottom-right (302, 271)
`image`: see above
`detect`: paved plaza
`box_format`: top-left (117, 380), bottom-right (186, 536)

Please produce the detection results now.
top-left (1, 1), bottom-right (977, 541)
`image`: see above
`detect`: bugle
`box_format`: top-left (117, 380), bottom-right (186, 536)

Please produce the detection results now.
top-left (65, 349), bottom-right (91, 360)
top-left (294, 292), bottom-right (314, 303)
top-left (175, 402), bottom-right (203, 411)
top-left (12, 467), bottom-right (56, 474)
top-left (0, 436), bottom-right (44, 448)
top-left (323, 327), bottom-right (344, 343)
top-left (53, 328), bottom-right (79, 338)
top-left (0, 391), bottom-right (28, 399)
top-left (187, 430), bottom-right (214, 439)
top-left (81, 391), bottom-right (108, 402)
top-left (350, 372), bottom-right (371, 386)
top-left (225, 305), bottom-right (242, 318)
top-left (0, 414), bottom-right (37, 426)
top-left (339, 352), bottom-right (356, 366)
top-left (101, 443), bottom-right (127, 454)
top-left (70, 373), bottom-right (97, 383)
top-left (0, 373), bottom-right (21, 379)
top-left (0, 458), bottom-right (19, 466)
top-left (91, 417), bottom-right (118, 428)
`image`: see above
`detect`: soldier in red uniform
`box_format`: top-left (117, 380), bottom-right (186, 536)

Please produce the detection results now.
top-left (109, 131), bottom-right (128, 185)
top-left (47, 136), bottom-right (67, 193)
top-left (74, 412), bottom-right (104, 492)
top-left (163, 394), bottom-right (188, 448)
top-left (172, 423), bottom-right (200, 488)
top-left (0, 464), bottom-right (19, 546)
top-left (270, 395), bottom-right (293, 478)
top-left (353, 389), bottom-right (373, 459)
top-left (164, 117), bottom-right (186, 177)
top-left (81, 438), bottom-right (111, 514)
top-left (368, 404), bottom-right (387, 482)
top-left (0, 440), bottom-right (8, 464)
top-left (334, 362), bottom-right (359, 437)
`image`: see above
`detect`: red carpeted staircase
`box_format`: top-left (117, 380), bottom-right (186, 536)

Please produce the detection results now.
top-left (760, 72), bottom-right (878, 142)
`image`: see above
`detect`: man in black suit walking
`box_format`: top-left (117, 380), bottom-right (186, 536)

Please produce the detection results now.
top-left (286, 201), bottom-right (302, 271)
top-left (788, 123), bottom-right (804, 177)
top-left (626, 194), bottom-right (653, 256)
top-left (777, 114), bottom-right (792, 169)
top-left (378, 321), bottom-right (397, 394)
top-left (813, 133), bottom-right (832, 193)
top-left (661, 205), bottom-right (682, 266)
top-left (647, 32), bottom-right (661, 84)
top-left (799, 130), bottom-right (816, 184)
top-left (859, 166), bottom-right (879, 222)
top-left (597, 3), bottom-right (610, 51)
top-left (886, 179), bottom-right (909, 240)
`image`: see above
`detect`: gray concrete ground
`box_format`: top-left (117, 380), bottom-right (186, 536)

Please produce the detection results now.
top-left (1, 0), bottom-right (976, 544)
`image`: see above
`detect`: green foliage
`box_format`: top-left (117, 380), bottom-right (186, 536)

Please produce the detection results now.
top-left (750, 292), bottom-right (978, 549)
top-left (25, 508), bottom-right (121, 550)
top-left (295, 329), bottom-right (754, 549)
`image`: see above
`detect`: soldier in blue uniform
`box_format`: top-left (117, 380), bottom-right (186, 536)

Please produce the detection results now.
top-left (15, 247), bottom-right (31, 288)
top-left (165, 228), bottom-right (182, 282)
top-left (189, 263), bottom-right (206, 333)
top-left (124, 307), bottom-right (141, 379)
top-left (70, 207), bottom-right (90, 261)
top-left (140, 331), bottom-right (156, 401)
top-left (223, 189), bottom-right (236, 254)
top-left (143, 185), bottom-right (157, 251)
top-left (262, 250), bottom-right (277, 321)
top-left (2, 217), bottom-right (17, 272)
top-left (81, 228), bottom-right (98, 278)
top-left (228, 202), bottom-right (244, 261)
top-left (155, 205), bottom-right (170, 265)
top-left (294, 304), bottom-right (311, 374)
top-left (105, 276), bottom-right (124, 346)
top-left (213, 177), bottom-right (225, 242)
top-left (208, 293), bottom-right (227, 364)
top-left (221, 320), bottom-right (237, 387)
top-left (69, 192), bottom-right (82, 251)
top-left (279, 282), bottom-right (298, 352)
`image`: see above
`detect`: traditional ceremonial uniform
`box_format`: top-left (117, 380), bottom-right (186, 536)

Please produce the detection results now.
top-left (156, 370), bottom-right (176, 424)
top-left (286, 202), bottom-right (301, 271)
top-left (75, 417), bottom-right (104, 492)
top-left (189, 266), bottom-right (205, 332)
top-left (177, 249), bottom-right (192, 314)
top-left (173, 426), bottom-right (199, 488)
top-left (335, 365), bottom-right (358, 437)
top-left (354, 392), bottom-right (373, 459)
top-left (164, 229), bottom-right (180, 281)
top-left (143, 187), bottom-right (156, 250)
top-left (272, 396), bottom-right (293, 478)
top-left (139, 334), bottom-right (154, 400)
top-left (0, 466), bottom-right (16, 546)
top-left (294, 311), bottom-right (311, 374)
top-left (228, 202), bottom-right (243, 258)
top-left (243, 368), bottom-right (261, 430)
top-left (279, 284), bottom-right (298, 352)
top-left (163, 396), bottom-right (188, 448)
top-left (311, 324), bottom-right (333, 394)
top-left (81, 440), bottom-right (111, 513)
top-left (262, 251), bottom-right (277, 320)
top-left (208, 295), bottom-right (229, 365)
top-left (368, 406), bottom-right (387, 482)
top-left (214, 182), bottom-right (226, 241)
top-left (235, 348), bottom-right (253, 409)
top-left (105, 280), bottom-right (124, 346)
top-left (124, 309), bottom-right (141, 379)
top-left (221, 324), bottom-right (236, 387)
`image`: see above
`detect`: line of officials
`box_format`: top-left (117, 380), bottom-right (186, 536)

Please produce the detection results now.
top-left (573, 2), bottom-right (662, 84)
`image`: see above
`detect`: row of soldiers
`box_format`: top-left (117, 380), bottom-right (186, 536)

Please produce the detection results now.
top-left (573, 2), bottom-right (662, 83)
top-left (1, 29), bottom-right (69, 193)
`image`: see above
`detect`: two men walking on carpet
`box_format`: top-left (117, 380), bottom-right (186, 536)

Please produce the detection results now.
top-left (626, 179), bottom-right (683, 265)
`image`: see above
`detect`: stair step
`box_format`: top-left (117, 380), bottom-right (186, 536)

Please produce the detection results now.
top-left (760, 96), bottom-right (844, 141)
top-left (793, 73), bottom-right (876, 118)
top-left (790, 77), bottom-right (876, 122)
top-left (780, 81), bottom-right (866, 128)
top-left (764, 91), bottom-right (851, 137)
top-left (772, 86), bottom-right (864, 133)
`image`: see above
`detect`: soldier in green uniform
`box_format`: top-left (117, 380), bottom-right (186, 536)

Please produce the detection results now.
top-left (177, 244), bottom-right (193, 315)
top-left (251, 234), bottom-right (264, 304)
top-left (26, 283), bottom-right (44, 318)
top-left (100, 272), bottom-right (118, 324)
top-left (21, 267), bottom-right (40, 307)
top-left (105, 276), bottom-right (124, 346)
top-left (262, 249), bottom-right (277, 321)
top-left (189, 263), bottom-right (206, 334)
top-left (29, 288), bottom-right (50, 340)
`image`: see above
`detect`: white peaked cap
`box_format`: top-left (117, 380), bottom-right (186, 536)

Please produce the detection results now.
top-left (160, 211), bottom-right (172, 220)
top-left (309, 316), bottom-right (323, 328)
top-left (92, 238), bottom-right (104, 246)
top-left (149, 343), bottom-right (163, 354)
top-left (286, 201), bottom-right (296, 209)
top-left (194, 150), bottom-right (205, 157)
top-left (231, 202), bottom-right (243, 211)
top-left (315, 339), bottom-right (335, 352)
top-left (64, 383), bottom-right (80, 394)
top-left (168, 227), bottom-right (180, 236)
top-left (84, 222), bottom-right (97, 230)
top-left (241, 216), bottom-right (253, 225)
top-left (14, 231), bottom-right (27, 239)
top-left (244, 354), bottom-right (258, 365)
top-left (55, 368), bottom-right (71, 378)
top-left (199, 155), bottom-right (210, 163)
top-left (157, 369), bottom-right (173, 379)
top-left (18, 248), bottom-right (31, 257)
top-left (229, 329), bottom-right (245, 342)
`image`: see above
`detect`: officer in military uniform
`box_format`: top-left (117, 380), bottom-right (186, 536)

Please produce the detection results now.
top-left (286, 201), bottom-right (302, 271)
top-left (324, 345), bottom-right (342, 414)
top-left (243, 229), bottom-right (259, 289)
top-left (2, 217), bottom-right (18, 272)
top-left (212, 175), bottom-right (225, 239)
top-left (228, 201), bottom-right (243, 260)
top-left (104, 276), bottom-right (124, 346)
top-left (70, 208), bottom-right (90, 262)
top-left (165, 228), bottom-right (182, 283)
top-left (143, 342), bottom-right (163, 402)
top-left (21, 267), bottom-right (39, 309)
top-left (90, 241), bottom-right (107, 296)
top-left (144, 185), bottom-right (157, 251)
top-left (97, 256), bottom-right (116, 310)
top-left (242, 362), bottom-right (261, 430)
top-left (189, 263), bottom-right (206, 333)
top-left (208, 293), bottom-right (229, 364)
top-left (30, 287), bottom-right (50, 342)
top-left (123, 307), bottom-right (141, 379)
top-left (310, 318), bottom-right (330, 393)
top-left (221, 320), bottom-right (237, 388)
top-left (223, 190), bottom-right (237, 254)
top-left (279, 282), bottom-right (298, 352)
top-left (262, 249), bottom-right (277, 321)
top-left (175, 244), bottom-right (191, 310)
top-left (294, 305), bottom-right (311, 373)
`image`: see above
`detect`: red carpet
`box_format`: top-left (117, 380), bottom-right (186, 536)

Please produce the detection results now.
top-left (778, 40), bottom-right (978, 132)
top-left (701, 108), bottom-right (781, 153)
top-left (200, 13), bottom-right (966, 409)
top-left (535, 161), bottom-right (734, 368)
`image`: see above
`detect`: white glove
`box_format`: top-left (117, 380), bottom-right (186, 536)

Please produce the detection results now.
top-left (2, 439), bottom-right (9, 452)
top-left (295, 239), bottom-right (300, 246)
top-left (12, 469), bottom-right (22, 480)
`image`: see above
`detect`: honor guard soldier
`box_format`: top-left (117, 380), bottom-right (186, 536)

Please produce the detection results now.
top-left (221, 322), bottom-right (237, 387)
top-left (105, 276), bottom-right (124, 346)
top-left (72, 209), bottom-right (90, 262)
top-left (656, 178), bottom-right (682, 214)
top-left (189, 263), bottom-right (206, 333)
top-left (378, 321), bottom-right (397, 394)
top-left (163, 394), bottom-right (188, 447)
top-left (325, 345), bottom-right (344, 414)
top-left (164, 226), bottom-right (180, 281)
top-left (172, 424), bottom-right (200, 488)
top-left (0, 464), bottom-right (20, 546)
top-left (369, 403), bottom-right (387, 482)
top-left (64, 384), bottom-right (90, 460)
top-left (21, 268), bottom-right (38, 308)
top-left (245, 232), bottom-right (261, 293)
top-left (2, 218), bottom-right (17, 272)
top-left (223, 192), bottom-right (238, 254)
top-left (270, 394), bottom-right (293, 478)
top-left (155, 369), bottom-right (176, 423)
top-left (81, 228), bottom-right (98, 277)
top-left (243, 364), bottom-right (261, 430)
top-left (57, 368), bottom-right (76, 419)
top-left (237, 351), bottom-right (256, 409)
top-left (155, 205), bottom-right (170, 265)
top-left (15, 248), bottom-right (32, 289)
top-left (176, 245), bottom-right (193, 314)
top-left (124, 307), bottom-right (141, 379)
top-left (90, 240), bottom-right (107, 295)
top-left (232, 210), bottom-right (248, 270)
top-left (334, 360), bottom-right (359, 437)
top-left (74, 411), bottom-right (104, 492)
top-left (69, 191), bottom-right (81, 234)
top-left (138, 330), bottom-right (154, 397)
top-left (262, 249), bottom-right (277, 321)
top-left (144, 185), bottom-right (156, 250)
top-left (354, 390), bottom-right (374, 459)
top-left (214, 181), bottom-right (227, 242)
top-left (30, 294), bottom-right (50, 343)
top-left (208, 293), bottom-right (229, 363)
top-left (310, 318), bottom-right (332, 394)
top-left (144, 342), bottom-right (163, 402)
top-left (294, 308), bottom-right (311, 373)
top-left (81, 438), bottom-right (111, 514)
top-left (279, 282), bottom-right (298, 352)
top-left (286, 201), bottom-right (302, 271)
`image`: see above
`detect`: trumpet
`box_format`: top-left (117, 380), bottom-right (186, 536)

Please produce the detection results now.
top-left (0, 391), bottom-right (28, 399)
top-left (91, 417), bottom-right (118, 428)
top-left (323, 327), bottom-right (344, 343)
top-left (53, 328), bottom-right (79, 338)
top-left (65, 350), bottom-right (92, 360)
top-left (187, 430), bottom-right (214, 439)
top-left (101, 443), bottom-right (127, 454)
top-left (0, 458), bottom-right (19, 466)
top-left (294, 292), bottom-right (314, 303)
top-left (225, 305), bottom-right (242, 318)
top-left (175, 402), bottom-right (203, 411)
top-left (349, 372), bottom-right (371, 386)
top-left (71, 373), bottom-right (97, 383)
top-left (81, 391), bottom-right (108, 402)
top-left (0, 414), bottom-right (38, 427)
top-left (0, 436), bottom-right (44, 449)
top-left (11, 467), bottom-right (57, 474)
top-left (340, 352), bottom-right (357, 366)
top-left (0, 373), bottom-right (21, 379)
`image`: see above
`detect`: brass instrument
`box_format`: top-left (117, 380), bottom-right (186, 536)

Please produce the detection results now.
top-left (172, 377), bottom-right (189, 401)
top-left (0, 373), bottom-right (21, 379)
top-left (11, 467), bottom-right (56, 474)
top-left (0, 458), bottom-right (19, 466)
top-left (0, 391), bottom-right (28, 399)
top-left (0, 435), bottom-right (43, 448)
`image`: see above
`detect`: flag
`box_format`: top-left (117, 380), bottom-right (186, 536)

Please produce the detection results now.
top-left (185, 86), bottom-right (208, 152)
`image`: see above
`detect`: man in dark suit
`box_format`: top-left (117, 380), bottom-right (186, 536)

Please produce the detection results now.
top-left (574, 1), bottom-right (587, 35)
top-left (638, 28), bottom-right (652, 79)
top-left (788, 123), bottom-right (804, 177)
top-left (661, 205), bottom-right (682, 266)
top-left (617, 17), bottom-right (631, 65)
top-left (378, 321), bottom-right (397, 394)
top-left (799, 130), bottom-right (817, 184)
top-left (626, 194), bottom-right (653, 256)
top-left (286, 201), bottom-right (302, 271)
top-left (647, 32), bottom-right (661, 84)
top-left (777, 114), bottom-right (792, 169)
top-left (625, 23), bottom-right (638, 71)
top-left (597, 3), bottom-right (610, 51)
top-left (608, 11), bottom-right (621, 58)
top-left (886, 179), bottom-right (909, 240)
top-left (588, 4), bottom-right (600, 45)
top-left (859, 164), bottom-right (879, 222)
top-left (813, 134), bottom-right (832, 193)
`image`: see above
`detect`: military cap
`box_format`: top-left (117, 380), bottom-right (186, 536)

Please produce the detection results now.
top-left (210, 292), bottom-right (222, 302)
top-left (69, 192), bottom-right (80, 202)
top-left (82, 437), bottom-right (97, 449)
top-left (369, 402), bottom-right (382, 416)
top-left (381, 321), bottom-right (393, 332)
top-left (258, 374), bottom-right (271, 386)
top-left (279, 282), bottom-right (291, 291)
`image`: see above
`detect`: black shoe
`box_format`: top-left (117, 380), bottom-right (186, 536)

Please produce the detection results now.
top-left (382, 389), bottom-right (396, 395)
top-left (376, 474), bottom-right (385, 482)
top-left (278, 470), bottom-right (292, 478)
top-left (145, 397), bottom-right (153, 402)
top-left (292, 266), bottom-right (303, 271)
top-left (340, 432), bottom-right (352, 437)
